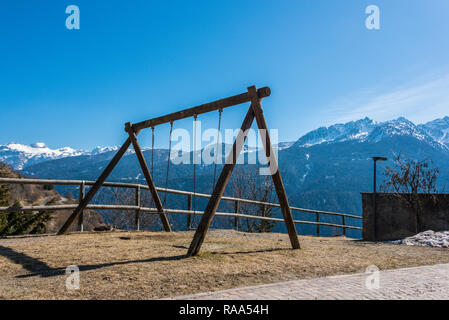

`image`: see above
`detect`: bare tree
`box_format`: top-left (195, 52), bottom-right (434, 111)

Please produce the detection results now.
top-left (230, 166), bottom-right (276, 233)
top-left (139, 189), bottom-right (159, 229)
top-left (380, 153), bottom-right (440, 233)
top-left (93, 186), bottom-right (158, 230)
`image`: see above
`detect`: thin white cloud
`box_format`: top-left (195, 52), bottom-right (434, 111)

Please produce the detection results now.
top-left (329, 72), bottom-right (449, 124)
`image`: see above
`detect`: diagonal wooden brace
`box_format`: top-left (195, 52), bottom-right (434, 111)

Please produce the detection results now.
top-left (247, 86), bottom-right (300, 249)
top-left (187, 86), bottom-right (301, 256)
top-left (187, 103), bottom-right (257, 256)
top-left (58, 138), bottom-right (132, 234)
top-left (125, 123), bottom-right (171, 232)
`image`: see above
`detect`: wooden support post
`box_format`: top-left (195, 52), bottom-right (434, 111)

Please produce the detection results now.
top-left (187, 105), bottom-right (256, 256)
top-left (234, 200), bottom-right (240, 231)
top-left (134, 185), bottom-right (141, 231)
top-left (77, 181), bottom-right (85, 232)
top-left (126, 123), bottom-right (171, 232)
top-left (248, 86), bottom-right (301, 250)
top-left (58, 138), bottom-right (132, 235)
top-left (316, 212), bottom-right (320, 237)
top-left (187, 194), bottom-right (192, 230)
top-left (342, 215), bottom-right (346, 236)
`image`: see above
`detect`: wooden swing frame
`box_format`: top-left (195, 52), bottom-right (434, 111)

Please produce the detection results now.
top-left (57, 85), bottom-right (300, 256)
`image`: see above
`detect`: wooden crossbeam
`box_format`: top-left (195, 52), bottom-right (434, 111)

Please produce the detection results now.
top-left (132, 87), bottom-right (271, 131)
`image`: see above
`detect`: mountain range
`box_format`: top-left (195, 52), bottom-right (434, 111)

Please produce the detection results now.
top-left (2, 116), bottom-right (449, 236)
top-left (0, 142), bottom-right (121, 170)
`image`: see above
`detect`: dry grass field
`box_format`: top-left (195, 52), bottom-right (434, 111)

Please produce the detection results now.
top-left (0, 229), bottom-right (448, 300)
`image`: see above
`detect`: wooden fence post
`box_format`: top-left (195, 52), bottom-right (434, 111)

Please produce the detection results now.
top-left (316, 212), bottom-right (320, 237)
top-left (342, 215), bottom-right (346, 236)
top-left (187, 194), bottom-right (192, 230)
top-left (234, 200), bottom-right (240, 231)
top-left (77, 181), bottom-right (85, 232)
top-left (134, 185), bottom-right (141, 231)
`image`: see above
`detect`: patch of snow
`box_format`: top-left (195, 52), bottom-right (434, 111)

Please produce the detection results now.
top-left (31, 142), bottom-right (46, 148)
top-left (300, 164), bottom-right (311, 183)
top-left (277, 141), bottom-right (295, 150)
top-left (348, 132), bottom-right (369, 140)
top-left (395, 230), bottom-right (449, 248)
top-left (91, 146), bottom-right (119, 154)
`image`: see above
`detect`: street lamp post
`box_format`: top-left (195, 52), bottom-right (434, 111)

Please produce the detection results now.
top-left (372, 156), bottom-right (387, 241)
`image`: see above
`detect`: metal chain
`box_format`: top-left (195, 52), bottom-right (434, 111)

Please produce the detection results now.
top-left (163, 121), bottom-right (174, 207)
top-left (151, 126), bottom-right (155, 176)
top-left (150, 126), bottom-right (155, 208)
top-left (192, 115), bottom-right (198, 225)
top-left (212, 108), bottom-right (222, 193)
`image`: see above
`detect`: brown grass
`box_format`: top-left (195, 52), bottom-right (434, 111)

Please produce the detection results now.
top-left (0, 230), bottom-right (448, 300)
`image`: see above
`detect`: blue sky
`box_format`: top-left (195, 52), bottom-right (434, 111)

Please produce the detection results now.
top-left (1, 0), bottom-right (449, 150)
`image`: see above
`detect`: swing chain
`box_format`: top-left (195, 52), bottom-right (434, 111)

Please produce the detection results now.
top-left (163, 121), bottom-right (174, 207)
top-left (192, 114), bottom-right (198, 224)
top-left (212, 108), bottom-right (222, 190)
top-left (151, 126), bottom-right (155, 176)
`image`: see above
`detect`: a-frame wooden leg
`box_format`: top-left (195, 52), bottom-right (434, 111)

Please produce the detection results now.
top-left (187, 105), bottom-right (256, 256)
top-left (58, 138), bottom-right (132, 234)
top-left (248, 86), bottom-right (300, 249)
top-left (125, 123), bottom-right (171, 232)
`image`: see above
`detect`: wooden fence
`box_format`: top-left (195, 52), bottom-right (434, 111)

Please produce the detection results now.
top-left (0, 178), bottom-right (362, 236)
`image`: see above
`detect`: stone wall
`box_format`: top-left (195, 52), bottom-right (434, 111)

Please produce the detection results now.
top-left (361, 193), bottom-right (449, 241)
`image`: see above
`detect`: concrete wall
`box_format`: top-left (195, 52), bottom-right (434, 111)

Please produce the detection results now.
top-left (361, 193), bottom-right (449, 241)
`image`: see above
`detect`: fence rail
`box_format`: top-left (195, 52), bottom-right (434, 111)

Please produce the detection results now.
top-left (0, 177), bottom-right (362, 234)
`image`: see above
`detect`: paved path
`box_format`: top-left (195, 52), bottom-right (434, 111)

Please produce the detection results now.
top-left (173, 264), bottom-right (449, 300)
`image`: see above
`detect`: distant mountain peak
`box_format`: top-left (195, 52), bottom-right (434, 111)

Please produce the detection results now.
top-left (91, 146), bottom-right (119, 155)
top-left (418, 116), bottom-right (449, 147)
top-left (30, 142), bottom-right (47, 148)
top-left (293, 117), bottom-right (376, 148)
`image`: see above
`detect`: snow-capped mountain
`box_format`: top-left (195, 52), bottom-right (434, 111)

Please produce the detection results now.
top-left (90, 146), bottom-right (120, 155)
top-left (418, 116), bottom-right (449, 147)
top-left (293, 116), bottom-right (449, 150)
top-left (0, 142), bottom-right (120, 170)
top-left (294, 117), bottom-right (376, 147)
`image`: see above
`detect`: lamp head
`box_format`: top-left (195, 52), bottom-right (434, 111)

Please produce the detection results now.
top-left (372, 156), bottom-right (387, 162)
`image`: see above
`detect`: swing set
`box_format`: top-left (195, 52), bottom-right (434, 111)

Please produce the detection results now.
top-left (57, 85), bottom-right (300, 256)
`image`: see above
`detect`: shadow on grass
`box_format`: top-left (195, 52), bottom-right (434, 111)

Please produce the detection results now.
top-left (0, 244), bottom-right (290, 279)
top-left (213, 248), bottom-right (291, 255)
top-left (0, 245), bottom-right (186, 279)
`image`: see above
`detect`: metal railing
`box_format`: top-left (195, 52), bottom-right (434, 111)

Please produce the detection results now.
top-left (0, 177), bottom-right (362, 235)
